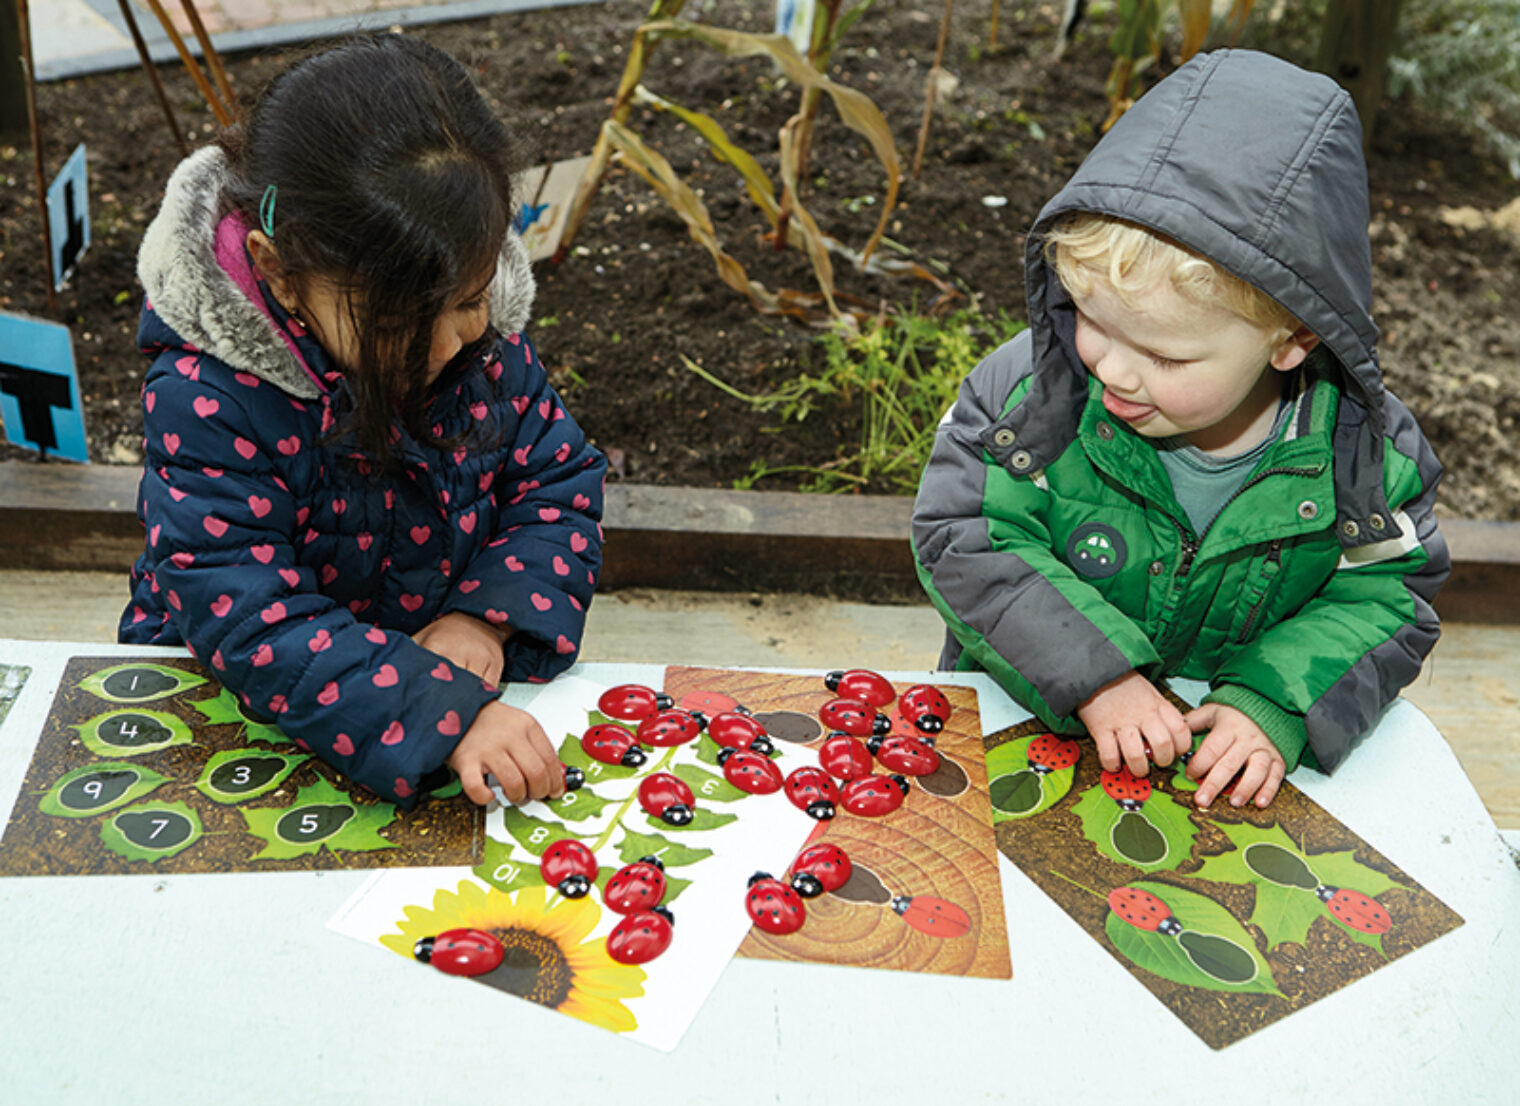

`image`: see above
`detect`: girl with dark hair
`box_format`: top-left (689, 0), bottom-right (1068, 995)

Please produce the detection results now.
top-left (120, 34), bottom-right (606, 810)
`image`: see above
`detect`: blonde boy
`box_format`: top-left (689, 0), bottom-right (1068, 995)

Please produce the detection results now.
top-left (912, 51), bottom-right (1448, 808)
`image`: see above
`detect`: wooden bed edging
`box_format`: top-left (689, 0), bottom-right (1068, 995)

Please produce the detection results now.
top-left (1, 462), bottom-right (1516, 620)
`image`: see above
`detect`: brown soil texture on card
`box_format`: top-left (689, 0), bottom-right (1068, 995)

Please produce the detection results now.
top-left (4, 2), bottom-right (1519, 518)
top-left (986, 718), bottom-right (1464, 1050)
top-left (0, 656), bottom-right (481, 876)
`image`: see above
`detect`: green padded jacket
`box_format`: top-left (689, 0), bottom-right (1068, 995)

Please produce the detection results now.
top-left (911, 50), bottom-right (1449, 773)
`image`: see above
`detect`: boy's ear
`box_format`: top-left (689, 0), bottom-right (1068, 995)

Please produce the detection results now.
top-left (1269, 326), bottom-right (1320, 372)
top-left (245, 230), bottom-right (297, 310)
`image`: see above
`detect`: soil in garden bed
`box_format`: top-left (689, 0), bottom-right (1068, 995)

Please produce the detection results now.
top-left (3, 0), bottom-right (1519, 518)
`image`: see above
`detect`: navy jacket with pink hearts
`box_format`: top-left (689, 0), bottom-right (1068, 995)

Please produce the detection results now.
top-left (119, 148), bottom-right (605, 807)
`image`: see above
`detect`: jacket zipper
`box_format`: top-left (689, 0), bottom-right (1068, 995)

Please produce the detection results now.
top-left (1235, 539), bottom-right (1284, 643)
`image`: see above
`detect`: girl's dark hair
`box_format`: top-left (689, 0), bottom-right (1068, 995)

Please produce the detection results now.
top-left (221, 34), bottom-right (520, 464)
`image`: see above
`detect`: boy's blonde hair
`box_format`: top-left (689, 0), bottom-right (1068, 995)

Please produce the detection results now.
top-left (1045, 213), bottom-right (1300, 335)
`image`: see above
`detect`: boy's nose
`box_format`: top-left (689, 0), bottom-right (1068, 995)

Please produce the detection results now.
top-left (1093, 349), bottom-right (1141, 393)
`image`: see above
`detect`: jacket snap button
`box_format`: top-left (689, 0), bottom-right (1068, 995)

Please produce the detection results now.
top-left (1096, 423), bottom-right (1115, 441)
top-left (1148, 560), bottom-right (1164, 576)
top-left (993, 428), bottom-right (1016, 447)
top-left (1010, 449), bottom-right (1032, 471)
top-left (1297, 500), bottom-right (1319, 520)
top-left (1341, 519), bottom-right (1361, 539)
top-left (1369, 513), bottom-right (1386, 530)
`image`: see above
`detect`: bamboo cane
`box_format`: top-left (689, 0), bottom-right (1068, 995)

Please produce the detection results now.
top-left (141, 0), bottom-right (232, 126)
top-left (115, 0), bottom-right (189, 155)
top-left (911, 0), bottom-right (955, 178)
top-left (179, 0), bottom-right (237, 118)
top-left (16, 0), bottom-right (56, 312)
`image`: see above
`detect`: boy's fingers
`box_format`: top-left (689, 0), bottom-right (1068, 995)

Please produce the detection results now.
top-left (1095, 732), bottom-right (1122, 774)
top-left (1118, 727), bottom-right (1150, 777)
top-left (1183, 703), bottom-right (1217, 732)
top-left (1230, 754), bottom-right (1270, 807)
top-left (1256, 758), bottom-right (1287, 807)
top-left (489, 756), bottom-right (528, 805)
top-left (1196, 748), bottom-right (1246, 809)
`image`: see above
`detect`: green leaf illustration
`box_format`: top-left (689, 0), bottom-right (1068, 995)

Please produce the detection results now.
top-left (74, 708), bottom-right (195, 758)
top-left (195, 749), bottom-right (308, 804)
top-left (100, 800), bottom-right (203, 862)
top-left (985, 736), bottom-right (1076, 822)
top-left (476, 836), bottom-right (545, 893)
top-left (39, 763), bottom-right (169, 818)
top-left (694, 738), bottom-right (724, 768)
top-left (1197, 822), bottom-right (1397, 952)
top-left (502, 807), bottom-right (578, 857)
top-left (427, 775), bottom-right (463, 799)
top-left (189, 687), bottom-right (250, 726)
top-left (543, 784), bottom-right (612, 822)
top-left (1073, 781), bottom-right (1198, 872)
top-left (673, 763), bottom-right (749, 803)
top-left (80, 662), bottom-right (207, 704)
top-left (557, 723), bottom-right (641, 782)
top-left (1106, 880), bottom-right (1280, 996)
top-left (645, 807), bottom-right (738, 833)
top-left (616, 828), bottom-right (713, 869)
top-left (242, 777), bottom-right (396, 859)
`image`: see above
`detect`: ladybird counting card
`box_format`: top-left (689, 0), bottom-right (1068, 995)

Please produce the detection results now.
top-left (663, 666), bottom-right (1012, 980)
top-left (985, 718), bottom-right (1464, 1049)
top-left (328, 675), bottom-right (820, 1052)
top-left (0, 656), bottom-right (484, 876)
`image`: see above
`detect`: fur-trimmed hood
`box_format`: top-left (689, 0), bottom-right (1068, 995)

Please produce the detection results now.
top-left (137, 145), bottom-right (536, 400)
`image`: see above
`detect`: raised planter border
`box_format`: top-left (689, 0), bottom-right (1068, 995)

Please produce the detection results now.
top-left (1, 463), bottom-right (1516, 621)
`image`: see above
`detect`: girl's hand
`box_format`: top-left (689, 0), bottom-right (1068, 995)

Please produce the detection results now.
top-left (412, 612), bottom-right (512, 687)
top-left (1183, 703), bottom-right (1287, 809)
top-left (447, 700), bottom-right (565, 806)
top-left (1076, 670), bottom-right (1193, 777)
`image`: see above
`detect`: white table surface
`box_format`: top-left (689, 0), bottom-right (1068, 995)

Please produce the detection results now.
top-left (0, 640), bottom-right (1515, 1106)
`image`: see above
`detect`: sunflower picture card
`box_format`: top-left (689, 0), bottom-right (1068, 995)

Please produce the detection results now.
top-left (327, 675), bottom-right (818, 1051)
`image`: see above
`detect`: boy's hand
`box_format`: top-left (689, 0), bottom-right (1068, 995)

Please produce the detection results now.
top-left (1183, 703), bottom-right (1286, 809)
top-left (446, 700), bottom-right (565, 806)
top-left (412, 612), bottom-right (512, 687)
top-left (1076, 670), bottom-right (1193, 776)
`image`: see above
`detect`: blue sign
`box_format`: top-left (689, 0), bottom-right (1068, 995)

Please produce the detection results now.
top-left (47, 143), bottom-right (91, 292)
top-left (0, 311), bottom-right (90, 462)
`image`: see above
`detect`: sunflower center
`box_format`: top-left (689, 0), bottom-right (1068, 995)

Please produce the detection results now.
top-left (488, 926), bottom-right (574, 1008)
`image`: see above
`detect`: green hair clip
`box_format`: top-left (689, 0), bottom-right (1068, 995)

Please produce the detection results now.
top-left (259, 184), bottom-right (277, 237)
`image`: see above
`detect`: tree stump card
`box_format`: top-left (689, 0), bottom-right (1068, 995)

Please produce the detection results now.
top-left (0, 656), bottom-right (483, 876)
top-left (664, 665), bottom-right (1012, 980)
top-left (986, 718), bottom-right (1464, 1049)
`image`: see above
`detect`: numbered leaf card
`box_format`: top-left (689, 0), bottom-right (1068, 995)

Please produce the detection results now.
top-left (327, 676), bottom-right (819, 1052)
top-left (0, 656), bottom-right (484, 876)
top-left (985, 718), bottom-right (1464, 1049)
top-left (663, 666), bottom-right (1012, 980)
top-left (0, 663), bottom-right (31, 728)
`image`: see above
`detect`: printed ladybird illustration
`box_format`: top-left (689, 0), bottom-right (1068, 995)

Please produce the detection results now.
top-left (1243, 842), bottom-right (1393, 936)
top-left (892, 895), bottom-right (971, 938)
top-left (1028, 734), bottom-right (1080, 772)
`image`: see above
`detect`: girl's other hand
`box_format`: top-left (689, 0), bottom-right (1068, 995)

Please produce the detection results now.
top-left (412, 611), bottom-right (512, 687)
top-left (447, 700), bottom-right (565, 806)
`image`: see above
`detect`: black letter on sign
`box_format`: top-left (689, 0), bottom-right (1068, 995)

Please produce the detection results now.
top-left (0, 363), bottom-right (73, 453)
top-left (60, 179), bottom-right (85, 279)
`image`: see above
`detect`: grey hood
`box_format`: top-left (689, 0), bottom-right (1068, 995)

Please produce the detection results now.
top-left (987, 49), bottom-right (1395, 548)
top-left (137, 145), bottom-right (537, 400)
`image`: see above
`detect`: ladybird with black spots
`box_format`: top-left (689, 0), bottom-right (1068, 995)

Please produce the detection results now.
top-left (1099, 766), bottom-right (1169, 866)
top-left (607, 906), bottom-right (675, 964)
top-left (789, 842), bottom-right (852, 898)
top-left (717, 747), bottom-right (784, 794)
top-left (745, 872), bottom-right (806, 935)
top-left (818, 697), bottom-right (891, 738)
top-left (636, 708), bottom-right (704, 748)
top-left (638, 771), bottom-right (696, 826)
top-left (898, 684), bottom-right (952, 734)
top-left (840, 773), bottom-right (910, 817)
top-left (1108, 887), bottom-right (1258, 984)
top-left (891, 895), bottom-right (971, 938)
top-left (581, 723), bottom-right (647, 768)
top-left (604, 856), bottom-right (667, 915)
top-left (869, 733), bottom-right (940, 776)
top-left (818, 733), bottom-right (874, 781)
top-left (413, 927), bottom-right (505, 977)
top-left (540, 838), bottom-right (599, 898)
top-left (706, 711), bottom-right (775, 755)
top-left (783, 765), bottom-right (839, 820)
top-left (823, 669), bottom-right (896, 709)
top-left (597, 683), bottom-right (673, 722)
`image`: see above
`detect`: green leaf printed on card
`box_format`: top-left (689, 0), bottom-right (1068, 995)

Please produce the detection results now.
top-left (100, 800), bottom-right (203, 862)
top-left (502, 807), bottom-right (579, 857)
top-left (194, 749), bottom-right (308, 804)
top-left (242, 777), bottom-right (396, 859)
top-left (1073, 779), bottom-right (1197, 872)
top-left (39, 763), bottom-right (169, 818)
top-left (615, 828), bottom-right (713, 869)
top-left (673, 763), bottom-right (749, 803)
top-left (80, 663), bottom-right (208, 704)
top-left (985, 736), bottom-right (1076, 822)
top-left (1105, 880), bottom-right (1280, 996)
top-left (74, 709), bottom-right (195, 758)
